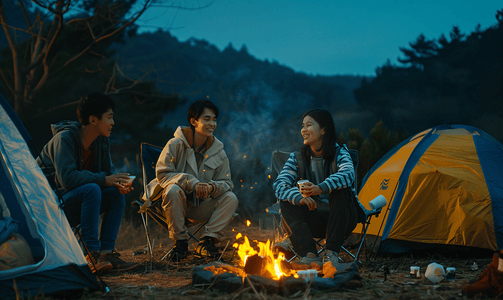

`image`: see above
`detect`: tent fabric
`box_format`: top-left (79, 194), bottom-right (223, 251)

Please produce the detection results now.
top-left (0, 94), bottom-right (100, 297)
top-left (356, 124), bottom-right (503, 254)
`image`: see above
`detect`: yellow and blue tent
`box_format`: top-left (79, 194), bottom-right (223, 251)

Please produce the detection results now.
top-left (357, 125), bottom-right (503, 254)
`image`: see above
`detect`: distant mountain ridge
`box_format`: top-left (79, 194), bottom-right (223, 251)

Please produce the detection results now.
top-left (112, 29), bottom-right (369, 130)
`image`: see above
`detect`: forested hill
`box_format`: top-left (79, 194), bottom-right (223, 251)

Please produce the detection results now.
top-left (112, 29), bottom-right (367, 131)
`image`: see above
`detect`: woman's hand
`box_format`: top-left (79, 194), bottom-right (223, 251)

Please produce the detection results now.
top-left (195, 182), bottom-right (211, 199)
top-left (300, 182), bottom-right (323, 197)
top-left (299, 197), bottom-right (317, 211)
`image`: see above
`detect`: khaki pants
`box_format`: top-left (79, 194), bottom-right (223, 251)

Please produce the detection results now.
top-left (161, 184), bottom-right (238, 241)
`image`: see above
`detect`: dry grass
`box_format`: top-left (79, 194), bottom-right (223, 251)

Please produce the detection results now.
top-left (83, 219), bottom-right (498, 300)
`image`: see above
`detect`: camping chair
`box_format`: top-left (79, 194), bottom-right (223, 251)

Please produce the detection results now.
top-left (266, 147), bottom-right (384, 265)
top-left (134, 142), bottom-right (208, 259)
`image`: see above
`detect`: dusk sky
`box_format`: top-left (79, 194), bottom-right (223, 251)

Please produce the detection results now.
top-left (137, 0), bottom-right (502, 76)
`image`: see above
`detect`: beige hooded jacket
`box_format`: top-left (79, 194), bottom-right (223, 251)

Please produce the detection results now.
top-left (142, 126), bottom-right (233, 206)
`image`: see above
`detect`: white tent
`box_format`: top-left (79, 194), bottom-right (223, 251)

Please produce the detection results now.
top-left (0, 94), bottom-right (100, 298)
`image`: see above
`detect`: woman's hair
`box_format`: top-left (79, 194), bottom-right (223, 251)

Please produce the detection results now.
top-left (77, 93), bottom-right (115, 125)
top-left (300, 109), bottom-right (341, 162)
top-left (187, 99), bottom-right (219, 129)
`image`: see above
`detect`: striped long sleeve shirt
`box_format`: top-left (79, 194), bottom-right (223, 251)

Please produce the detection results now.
top-left (273, 144), bottom-right (356, 205)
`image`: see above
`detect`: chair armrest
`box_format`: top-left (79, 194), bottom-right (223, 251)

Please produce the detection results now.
top-left (365, 207), bottom-right (382, 218)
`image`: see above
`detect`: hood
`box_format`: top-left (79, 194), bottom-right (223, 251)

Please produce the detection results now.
top-left (51, 120), bottom-right (81, 137)
top-left (174, 126), bottom-right (224, 156)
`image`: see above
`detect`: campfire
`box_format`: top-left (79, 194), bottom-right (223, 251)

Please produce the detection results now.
top-left (233, 233), bottom-right (298, 280)
top-left (202, 232), bottom-right (337, 282)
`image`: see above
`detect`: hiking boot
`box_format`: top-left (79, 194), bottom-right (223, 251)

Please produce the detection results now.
top-left (322, 250), bottom-right (352, 272)
top-left (297, 252), bottom-right (322, 265)
top-left (86, 251), bottom-right (113, 274)
top-left (166, 239), bottom-right (188, 262)
top-left (196, 237), bottom-right (220, 258)
top-left (102, 250), bottom-right (141, 272)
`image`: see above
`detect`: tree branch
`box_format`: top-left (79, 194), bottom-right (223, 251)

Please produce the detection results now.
top-left (0, 68), bottom-right (14, 96)
top-left (26, 99), bottom-right (80, 121)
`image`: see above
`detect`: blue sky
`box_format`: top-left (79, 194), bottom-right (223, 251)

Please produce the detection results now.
top-left (137, 0), bottom-right (502, 76)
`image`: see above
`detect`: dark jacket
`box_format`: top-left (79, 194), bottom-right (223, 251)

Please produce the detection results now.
top-left (36, 120), bottom-right (116, 195)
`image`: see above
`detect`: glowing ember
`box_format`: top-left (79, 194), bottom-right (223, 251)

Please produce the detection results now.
top-left (246, 220), bottom-right (251, 226)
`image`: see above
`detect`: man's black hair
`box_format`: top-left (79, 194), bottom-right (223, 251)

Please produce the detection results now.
top-left (77, 93), bottom-right (115, 125)
top-left (187, 99), bottom-right (219, 129)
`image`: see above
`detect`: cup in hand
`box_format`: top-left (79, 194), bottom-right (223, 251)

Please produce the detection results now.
top-left (122, 175), bottom-right (136, 187)
top-left (297, 180), bottom-right (311, 197)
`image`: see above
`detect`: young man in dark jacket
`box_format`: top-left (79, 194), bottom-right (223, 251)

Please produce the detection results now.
top-left (37, 93), bottom-right (138, 273)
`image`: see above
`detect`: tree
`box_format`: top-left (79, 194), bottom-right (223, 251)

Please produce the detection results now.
top-left (398, 34), bottom-right (438, 69)
top-left (0, 0), bottom-right (207, 117)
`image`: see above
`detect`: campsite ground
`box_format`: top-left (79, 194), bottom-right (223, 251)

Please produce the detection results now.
top-left (75, 219), bottom-right (495, 300)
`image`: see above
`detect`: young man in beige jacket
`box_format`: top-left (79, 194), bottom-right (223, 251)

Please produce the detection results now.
top-left (145, 100), bottom-right (238, 261)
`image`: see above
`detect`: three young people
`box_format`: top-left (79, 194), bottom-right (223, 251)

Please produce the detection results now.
top-left (38, 92), bottom-right (357, 271)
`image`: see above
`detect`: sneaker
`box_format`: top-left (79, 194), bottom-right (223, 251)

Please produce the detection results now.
top-left (167, 239), bottom-right (188, 262)
top-left (297, 252), bottom-right (322, 265)
top-left (102, 250), bottom-right (141, 271)
top-left (196, 237), bottom-right (220, 258)
top-left (86, 251), bottom-right (113, 274)
top-left (322, 250), bottom-right (352, 272)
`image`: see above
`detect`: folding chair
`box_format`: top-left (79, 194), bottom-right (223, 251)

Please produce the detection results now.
top-left (134, 142), bottom-right (207, 259)
top-left (266, 147), bottom-right (385, 265)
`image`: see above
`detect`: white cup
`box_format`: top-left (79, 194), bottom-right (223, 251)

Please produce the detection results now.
top-left (122, 175), bottom-right (136, 187)
top-left (297, 269), bottom-right (317, 282)
top-left (369, 195), bottom-right (387, 210)
top-left (410, 266), bottom-right (420, 277)
top-left (297, 180), bottom-right (310, 197)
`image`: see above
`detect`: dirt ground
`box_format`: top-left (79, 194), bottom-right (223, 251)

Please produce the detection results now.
top-left (78, 219), bottom-right (496, 300)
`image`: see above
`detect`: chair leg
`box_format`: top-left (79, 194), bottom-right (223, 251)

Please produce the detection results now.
top-left (187, 220), bottom-right (208, 244)
top-left (140, 212), bottom-right (153, 255)
top-left (286, 246), bottom-right (300, 263)
top-left (344, 215), bottom-right (374, 265)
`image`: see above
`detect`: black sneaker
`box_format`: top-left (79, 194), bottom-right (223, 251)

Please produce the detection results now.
top-left (167, 239), bottom-right (188, 262)
top-left (196, 237), bottom-right (220, 258)
top-left (101, 250), bottom-right (141, 272)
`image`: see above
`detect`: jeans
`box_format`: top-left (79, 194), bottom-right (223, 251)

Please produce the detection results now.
top-left (62, 183), bottom-right (125, 252)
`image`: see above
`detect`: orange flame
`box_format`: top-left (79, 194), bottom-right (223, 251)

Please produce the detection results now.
top-left (232, 233), bottom-right (297, 280)
top-left (246, 220), bottom-right (251, 226)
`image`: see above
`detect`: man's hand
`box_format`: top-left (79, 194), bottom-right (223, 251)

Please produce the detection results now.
top-left (195, 182), bottom-right (212, 199)
top-left (299, 197), bottom-right (317, 211)
top-left (118, 184), bottom-right (134, 195)
top-left (106, 173), bottom-right (131, 188)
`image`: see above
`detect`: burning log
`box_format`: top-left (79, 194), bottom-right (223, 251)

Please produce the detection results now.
top-left (244, 254), bottom-right (265, 276)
